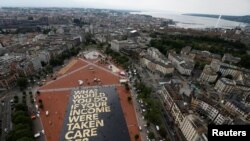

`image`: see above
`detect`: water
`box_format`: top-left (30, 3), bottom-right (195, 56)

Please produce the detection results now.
top-left (131, 11), bottom-right (249, 29)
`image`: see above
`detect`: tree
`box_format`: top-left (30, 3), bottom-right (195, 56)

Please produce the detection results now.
top-left (125, 83), bottom-right (130, 91)
top-left (148, 132), bottom-right (155, 139)
top-left (134, 134), bottom-right (139, 140)
top-left (40, 61), bottom-right (47, 67)
top-left (17, 77), bottom-right (28, 89)
top-left (12, 129), bottom-right (33, 140)
top-left (6, 101), bottom-right (34, 141)
top-left (17, 137), bottom-right (35, 141)
top-left (45, 65), bottom-right (53, 73)
top-left (13, 115), bottom-right (31, 125)
top-left (15, 103), bottom-right (28, 111)
top-left (127, 96), bottom-right (132, 103)
top-left (39, 103), bottom-right (44, 109)
top-left (13, 111), bottom-right (27, 120)
top-left (14, 123), bottom-right (31, 131)
top-left (43, 29), bottom-right (51, 34)
top-left (159, 127), bottom-right (167, 138)
top-left (14, 96), bottom-right (19, 103)
top-left (239, 55), bottom-right (250, 69)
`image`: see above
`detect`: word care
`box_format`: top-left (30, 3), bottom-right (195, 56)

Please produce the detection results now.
top-left (64, 89), bottom-right (111, 141)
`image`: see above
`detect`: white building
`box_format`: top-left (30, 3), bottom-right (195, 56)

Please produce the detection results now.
top-left (168, 53), bottom-right (194, 76)
top-left (225, 101), bottom-right (249, 119)
top-left (191, 97), bottom-right (233, 125)
top-left (199, 65), bottom-right (218, 83)
top-left (180, 114), bottom-right (207, 141)
top-left (110, 40), bottom-right (134, 52)
top-left (210, 59), bottom-right (242, 78)
top-left (141, 55), bottom-right (174, 75)
top-left (214, 78), bottom-right (236, 94)
top-left (161, 84), bottom-right (186, 126)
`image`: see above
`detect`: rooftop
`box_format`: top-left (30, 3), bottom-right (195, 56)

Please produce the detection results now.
top-left (220, 77), bottom-right (236, 85)
top-left (38, 53), bottom-right (140, 141)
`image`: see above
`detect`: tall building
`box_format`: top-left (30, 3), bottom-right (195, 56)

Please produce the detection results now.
top-left (180, 114), bottom-right (208, 141)
top-left (199, 65), bottom-right (218, 83)
top-left (214, 78), bottom-right (236, 94)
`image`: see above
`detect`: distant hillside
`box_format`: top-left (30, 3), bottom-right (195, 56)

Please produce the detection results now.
top-left (184, 13), bottom-right (250, 24)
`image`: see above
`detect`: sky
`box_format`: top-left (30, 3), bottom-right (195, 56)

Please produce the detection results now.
top-left (1, 0), bottom-right (250, 15)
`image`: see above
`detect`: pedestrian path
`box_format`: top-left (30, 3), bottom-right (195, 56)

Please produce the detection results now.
top-left (39, 84), bottom-right (122, 93)
top-left (57, 59), bottom-right (78, 75)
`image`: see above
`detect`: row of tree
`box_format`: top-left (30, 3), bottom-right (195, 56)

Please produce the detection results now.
top-left (49, 47), bottom-right (81, 67)
top-left (135, 82), bottom-right (168, 139)
top-left (149, 33), bottom-right (250, 69)
top-left (6, 104), bottom-right (34, 141)
top-left (105, 47), bottom-right (130, 68)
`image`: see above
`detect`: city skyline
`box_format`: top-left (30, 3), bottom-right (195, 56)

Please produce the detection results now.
top-left (1, 0), bottom-right (250, 16)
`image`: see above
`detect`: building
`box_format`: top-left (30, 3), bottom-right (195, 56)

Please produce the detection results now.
top-left (181, 46), bottom-right (192, 55)
top-left (199, 65), bottom-right (218, 83)
top-left (110, 40), bottom-right (134, 52)
top-left (16, 61), bottom-right (35, 77)
top-left (160, 84), bottom-right (188, 126)
top-left (225, 101), bottom-right (250, 120)
top-left (147, 47), bottom-right (171, 64)
top-left (210, 59), bottom-right (242, 79)
top-left (141, 55), bottom-right (174, 75)
top-left (189, 50), bottom-right (221, 63)
top-left (168, 52), bottom-right (194, 76)
top-left (222, 53), bottom-right (241, 64)
top-left (0, 70), bottom-right (18, 89)
top-left (180, 114), bottom-right (208, 141)
top-left (214, 78), bottom-right (236, 94)
top-left (191, 97), bottom-right (234, 125)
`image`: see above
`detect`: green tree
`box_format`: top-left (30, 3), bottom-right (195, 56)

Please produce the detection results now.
top-left (15, 103), bottom-right (28, 111)
top-left (13, 111), bottom-right (27, 120)
top-left (14, 96), bottom-right (19, 103)
top-left (12, 129), bottom-right (33, 140)
top-left (17, 77), bottom-right (28, 89)
top-left (239, 55), bottom-right (250, 69)
top-left (134, 134), bottom-right (139, 140)
top-left (40, 61), bottom-right (47, 67)
top-left (148, 132), bottom-right (155, 139)
top-left (159, 127), bottom-right (167, 138)
top-left (12, 115), bottom-right (31, 125)
top-left (45, 65), bottom-right (53, 73)
top-left (127, 96), bottom-right (132, 103)
top-left (17, 137), bottom-right (35, 141)
top-left (125, 83), bottom-right (130, 91)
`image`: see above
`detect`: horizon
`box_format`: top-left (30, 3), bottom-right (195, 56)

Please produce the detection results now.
top-left (1, 6), bottom-right (250, 17)
top-left (1, 0), bottom-right (250, 16)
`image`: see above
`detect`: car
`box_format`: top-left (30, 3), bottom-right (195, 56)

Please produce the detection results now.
top-left (139, 126), bottom-right (142, 131)
top-left (34, 132), bottom-right (41, 138)
top-left (31, 115), bottom-right (36, 120)
top-left (10, 99), bottom-right (14, 103)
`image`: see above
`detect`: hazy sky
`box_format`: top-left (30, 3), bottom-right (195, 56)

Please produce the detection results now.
top-left (1, 0), bottom-right (250, 15)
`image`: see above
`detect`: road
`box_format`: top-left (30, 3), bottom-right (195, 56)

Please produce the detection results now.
top-left (134, 63), bottom-right (186, 141)
top-left (0, 89), bottom-right (19, 141)
top-left (129, 83), bottom-right (148, 141)
top-left (29, 86), bottom-right (47, 141)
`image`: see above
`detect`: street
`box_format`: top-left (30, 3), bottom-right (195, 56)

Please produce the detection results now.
top-left (134, 63), bottom-right (186, 141)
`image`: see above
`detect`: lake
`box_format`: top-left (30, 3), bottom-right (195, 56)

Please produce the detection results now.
top-left (131, 11), bottom-right (249, 29)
